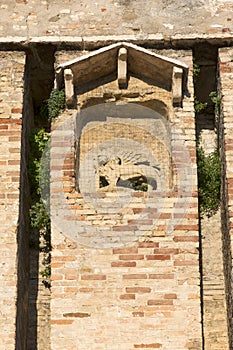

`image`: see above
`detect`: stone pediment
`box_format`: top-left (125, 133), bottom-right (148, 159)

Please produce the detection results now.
top-left (55, 42), bottom-right (189, 106)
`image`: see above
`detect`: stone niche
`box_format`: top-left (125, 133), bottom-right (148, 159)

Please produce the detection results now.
top-left (51, 44), bottom-right (202, 350)
top-left (56, 43), bottom-right (188, 191)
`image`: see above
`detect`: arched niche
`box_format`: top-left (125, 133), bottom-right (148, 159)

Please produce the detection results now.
top-left (55, 42), bottom-right (189, 194)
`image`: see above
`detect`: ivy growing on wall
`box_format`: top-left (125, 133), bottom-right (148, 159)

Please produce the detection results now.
top-left (29, 89), bottom-right (65, 288)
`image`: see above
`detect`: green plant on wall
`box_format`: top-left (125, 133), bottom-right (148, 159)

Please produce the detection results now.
top-left (194, 97), bottom-right (208, 114)
top-left (196, 144), bottom-right (221, 217)
top-left (209, 91), bottom-right (221, 116)
top-left (193, 62), bottom-right (200, 82)
top-left (48, 88), bottom-right (65, 121)
top-left (29, 128), bottom-right (51, 286)
top-left (29, 88), bottom-right (65, 287)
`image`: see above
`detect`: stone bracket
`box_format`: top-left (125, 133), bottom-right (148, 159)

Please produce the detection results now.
top-left (172, 67), bottom-right (183, 104)
top-left (118, 47), bottom-right (127, 88)
top-left (64, 68), bottom-right (75, 108)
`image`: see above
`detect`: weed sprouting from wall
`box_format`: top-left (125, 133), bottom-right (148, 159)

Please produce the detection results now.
top-left (48, 88), bottom-right (65, 121)
top-left (209, 91), bottom-right (221, 116)
top-left (193, 62), bottom-right (201, 82)
top-left (197, 144), bottom-right (221, 217)
top-left (194, 97), bottom-right (208, 114)
top-left (29, 89), bottom-right (65, 288)
top-left (29, 128), bottom-right (51, 287)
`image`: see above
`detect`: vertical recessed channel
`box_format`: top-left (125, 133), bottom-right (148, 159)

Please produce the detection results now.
top-left (193, 43), bottom-right (230, 349)
top-left (16, 44), bottom-right (56, 350)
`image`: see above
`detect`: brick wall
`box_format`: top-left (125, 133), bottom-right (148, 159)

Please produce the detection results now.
top-left (50, 50), bottom-right (203, 349)
top-left (218, 47), bottom-right (233, 349)
top-left (0, 51), bottom-right (25, 350)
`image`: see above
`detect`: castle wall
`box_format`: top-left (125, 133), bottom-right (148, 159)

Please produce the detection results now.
top-left (1, 2), bottom-right (233, 348)
top-left (50, 50), bottom-right (204, 349)
top-left (0, 51), bottom-right (25, 349)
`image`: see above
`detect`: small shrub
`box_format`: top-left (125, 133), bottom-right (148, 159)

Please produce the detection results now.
top-left (47, 88), bottom-right (65, 121)
top-left (194, 97), bottom-right (208, 114)
top-left (197, 145), bottom-right (221, 217)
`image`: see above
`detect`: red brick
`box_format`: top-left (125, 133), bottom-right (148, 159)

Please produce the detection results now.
top-left (146, 255), bottom-right (170, 260)
top-left (138, 242), bottom-right (159, 248)
top-left (134, 344), bottom-right (162, 349)
top-left (157, 225), bottom-right (167, 230)
top-left (126, 287), bottom-right (151, 293)
top-left (9, 136), bottom-right (21, 141)
top-left (7, 193), bottom-right (19, 199)
top-left (62, 164), bottom-right (73, 170)
top-left (123, 274), bottom-right (147, 280)
top-left (119, 254), bottom-right (144, 260)
top-left (111, 262), bottom-right (136, 267)
top-left (11, 177), bottom-right (20, 182)
top-left (63, 312), bottom-right (90, 318)
top-left (174, 213), bottom-right (198, 219)
top-left (113, 225), bottom-right (138, 231)
top-left (76, 215), bottom-right (85, 221)
top-left (0, 118), bottom-right (21, 124)
top-left (51, 274), bottom-right (63, 281)
top-left (51, 319), bottom-right (73, 325)
top-left (174, 260), bottom-right (199, 266)
top-left (120, 294), bottom-right (135, 300)
top-left (133, 208), bottom-right (144, 214)
top-left (132, 311), bottom-right (144, 317)
top-left (113, 247), bottom-right (138, 254)
top-left (132, 192), bottom-right (146, 197)
top-left (159, 213), bottom-right (172, 219)
top-left (68, 204), bottom-right (83, 210)
top-left (147, 300), bottom-right (173, 305)
top-left (65, 274), bottom-right (78, 280)
top-left (8, 160), bottom-right (20, 165)
top-left (81, 274), bottom-right (106, 280)
top-left (154, 248), bottom-right (179, 254)
top-left (79, 288), bottom-right (94, 293)
top-left (53, 256), bottom-right (76, 262)
top-left (128, 219), bottom-right (153, 225)
top-left (51, 262), bottom-right (63, 268)
top-left (149, 274), bottom-right (174, 279)
top-left (225, 145), bottom-right (233, 151)
top-left (64, 287), bottom-right (78, 292)
top-left (220, 66), bottom-right (232, 73)
top-left (174, 236), bottom-right (199, 242)
top-left (174, 224), bottom-right (199, 230)
top-left (164, 293), bottom-right (177, 299)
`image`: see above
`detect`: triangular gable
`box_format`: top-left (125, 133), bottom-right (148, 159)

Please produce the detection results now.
top-left (55, 42), bottom-right (189, 106)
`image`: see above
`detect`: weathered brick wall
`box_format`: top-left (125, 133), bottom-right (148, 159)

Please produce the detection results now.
top-left (218, 47), bottom-right (233, 349)
top-left (50, 50), bottom-right (203, 349)
top-left (0, 51), bottom-right (25, 349)
top-left (0, 0), bottom-right (233, 43)
top-left (201, 211), bottom-right (230, 349)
